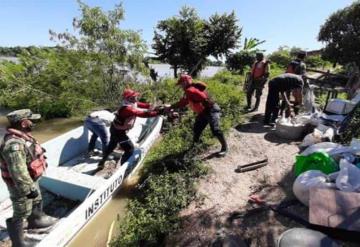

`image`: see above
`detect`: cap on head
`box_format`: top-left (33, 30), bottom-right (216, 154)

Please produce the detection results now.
top-left (122, 88), bottom-right (140, 99)
top-left (256, 52), bottom-right (264, 60)
top-left (6, 109), bottom-right (41, 124)
top-left (177, 74), bottom-right (193, 85)
top-left (297, 51), bottom-right (307, 60)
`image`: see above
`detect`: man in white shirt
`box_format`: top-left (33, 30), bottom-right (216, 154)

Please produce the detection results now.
top-left (84, 109), bottom-right (115, 155)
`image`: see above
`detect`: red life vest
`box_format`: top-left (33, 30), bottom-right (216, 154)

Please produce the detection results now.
top-left (0, 128), bottom-right (47, 185)
top-left (112, 104), bottom-right (137, 131)
top-left (251, 60), bottom-right (267, 79)
top-left (189, 82), bottom-right (209, 113)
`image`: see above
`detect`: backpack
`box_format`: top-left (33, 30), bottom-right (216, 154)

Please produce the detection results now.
top-left (192, 81), bottom-right (207, 91)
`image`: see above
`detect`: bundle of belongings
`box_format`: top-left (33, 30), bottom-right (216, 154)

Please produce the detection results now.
top-left (276, 89), bottom-right (360, 246)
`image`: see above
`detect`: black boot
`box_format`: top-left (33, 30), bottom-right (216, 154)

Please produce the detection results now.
top-left (253, 97), bottom-right (261, 111)
top-left (216, 133), bottom-right (228, 157)
top-left (27, 203), bottom-right (57, 229)
top-left (6, 218), bottom-right (33, 247)
top-left (245, 94), bottom-right (252, 110)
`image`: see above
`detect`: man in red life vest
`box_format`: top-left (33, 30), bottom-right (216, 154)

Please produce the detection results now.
top-left (169, 74), bottom-right (228, 156)
top-left (246, 52), bottom-right (270, 111)
top-left (0, 109), bottom-right (57, 247)
top-left (98, 89), bottom-right (159, 168)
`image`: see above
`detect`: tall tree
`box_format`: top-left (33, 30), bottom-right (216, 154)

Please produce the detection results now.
top-left (50, 0), bottom-right (147, 104)
top-left (318, 1), bottom-right (360, 67)
top-left (153, 6), bottom-right (241, 77)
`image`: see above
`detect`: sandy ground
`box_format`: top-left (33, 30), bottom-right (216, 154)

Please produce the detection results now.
top-left (166, 88), bottom-right (355, 247)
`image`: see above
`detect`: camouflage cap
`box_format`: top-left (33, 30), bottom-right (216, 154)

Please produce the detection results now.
top-left (6, 109), bottom-right (41, 124)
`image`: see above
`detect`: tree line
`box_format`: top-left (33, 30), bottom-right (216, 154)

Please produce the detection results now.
top-left (0, 1), bottom-right (359, 119)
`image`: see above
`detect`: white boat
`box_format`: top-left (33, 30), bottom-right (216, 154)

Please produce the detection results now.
top-left (0, 116), bottom-right (163, 246)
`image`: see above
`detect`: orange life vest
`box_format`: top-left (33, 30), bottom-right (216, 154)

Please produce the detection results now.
top-left (251, 60), bottom-right (267, 79)
top-left (0, 128), bottom-right (47, 185)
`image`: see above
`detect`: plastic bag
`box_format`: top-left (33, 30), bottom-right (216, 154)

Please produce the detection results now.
top-left (303, 87), bottom-right (315, 113)
top-left (335, 159), bottom-right (360, 192)
top-left (293, 170), bottom-right (335, 206)
top-left (300, 125), bottom-right (335, 148)
top-left (301, 142), bottom-right (341, 156)
top-left (295, 151), bottom-right (339, 177)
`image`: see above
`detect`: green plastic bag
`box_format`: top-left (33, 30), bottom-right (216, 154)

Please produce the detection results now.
top-left (295, 151), bottom-right (339, 177)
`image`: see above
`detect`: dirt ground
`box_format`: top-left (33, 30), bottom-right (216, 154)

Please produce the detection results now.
top-left (167, 88), bottom-right (356, 247)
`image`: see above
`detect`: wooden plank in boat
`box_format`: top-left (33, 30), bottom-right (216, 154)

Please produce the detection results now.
top-left (309, 188), bottom-right (360, 232)
top-left (41, 167), bottom-right (106, 201)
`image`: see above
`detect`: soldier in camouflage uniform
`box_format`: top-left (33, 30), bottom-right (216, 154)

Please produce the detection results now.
top-left (0, 109), bottom-right (56, 247)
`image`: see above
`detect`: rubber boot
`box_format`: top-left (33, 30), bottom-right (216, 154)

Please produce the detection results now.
top-left (6, 218), bottom-right (33, 247)
top-left (245, 94), bottom-right (252, 110)
top-left (27, 203), bottom-right (57, 229)
top-left (252, 97), bottom-right (261, 111)
top-left (216, 133), bottom-right (228, 157)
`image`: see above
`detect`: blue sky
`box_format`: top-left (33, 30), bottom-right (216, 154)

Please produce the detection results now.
top-left (0, 0), bottom-right (354, 53)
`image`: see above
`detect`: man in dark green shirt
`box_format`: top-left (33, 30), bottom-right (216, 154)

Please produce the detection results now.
top-left (264, 73), bottom-right (304, 126)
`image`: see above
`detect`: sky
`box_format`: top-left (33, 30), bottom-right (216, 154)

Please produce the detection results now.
top-left (0, 0), bottom-right (354, 54)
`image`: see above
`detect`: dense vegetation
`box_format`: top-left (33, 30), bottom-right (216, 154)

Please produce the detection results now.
top-left (0, 46), bottom-right (57, 57)
top-left (318, 0), bottom-right (360, 68)
top-left (0, 1), bottom-right (146, 118)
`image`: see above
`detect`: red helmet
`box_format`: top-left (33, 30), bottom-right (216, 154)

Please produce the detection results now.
top-left (123, 88), bottom-right (140, 99)
top-left (177, 74), bottom-right (193, 85)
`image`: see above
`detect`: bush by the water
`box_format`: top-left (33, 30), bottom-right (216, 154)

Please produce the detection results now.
top-left (111, 72), bottom-right (245, 246)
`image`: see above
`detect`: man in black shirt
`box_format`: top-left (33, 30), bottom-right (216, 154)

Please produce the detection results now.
top-left (264, 73), bottom-right (304, 126)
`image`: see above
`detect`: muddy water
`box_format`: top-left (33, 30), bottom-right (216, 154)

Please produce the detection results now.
top-left (67, 177), bottom-right (140, 247)
top-left (0, 116), bottom-right (82, 143)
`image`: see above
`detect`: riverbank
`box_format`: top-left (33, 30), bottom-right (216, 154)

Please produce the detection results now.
top-left (166, 85), bottom-right (356, 246)
top-left (166, 85), bottom-right (300, 246)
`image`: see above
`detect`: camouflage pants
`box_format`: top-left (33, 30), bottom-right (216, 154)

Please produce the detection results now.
top-left (7, 181), bottom-right (42, 221)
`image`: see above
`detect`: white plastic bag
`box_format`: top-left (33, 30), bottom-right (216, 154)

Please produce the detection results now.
top-left (303, 87), bottom-right (315, 113)
top-left (300, 130), bottom-right (323, 148)
top-left (335, 159), bottom-right (360, 192)
top-left (293, 170), bottom-right (336, 206)
top-left (301, 142), bottom-right (341, 156)
top-left (300, 125), bottom-right (335, 148)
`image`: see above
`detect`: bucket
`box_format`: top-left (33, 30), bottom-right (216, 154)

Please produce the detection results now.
top-left (275, 119), bottom-right (307, 140)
